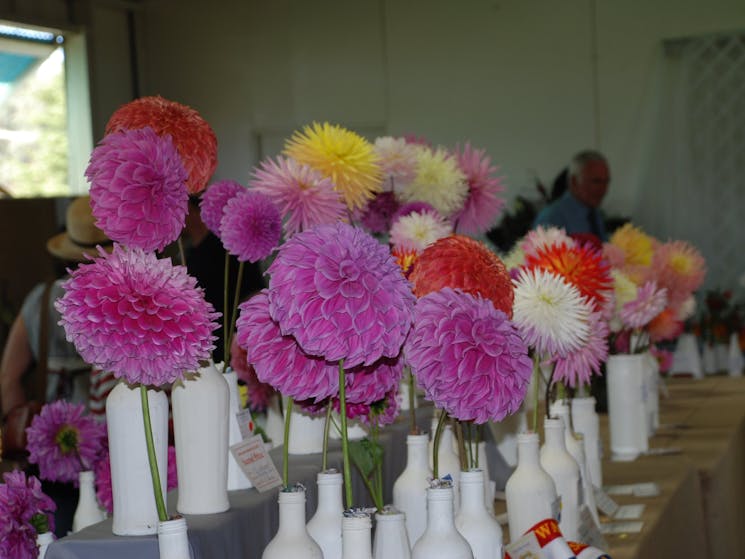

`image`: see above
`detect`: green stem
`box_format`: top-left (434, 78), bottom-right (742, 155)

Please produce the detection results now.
top-left (322, 402), bottom-right (332, 471)
top-left (466, 422), bottom-right (474, 470)
top-left (178, 237), bottom-right (186, 267)
top-left (556, 380), bottom-right (566, 402)
top-left (283, 397), bottom-right (293, 488)
top-left (140, 385), bottom-right (167, 522)
top-left (545, 363), bottom-right (555, 419)
top-left (532, 355), bottom-right (541, 432)
top-left (222, 251), bottom-right (230, 372)
top-left (432, 411), bottom-right (448, 480)
top-left (338, 360), bottom-right (353, 508)
top-left (408, 369), bottom-right (418, 435)
top-left (475, 425), bottom-right (482, 470)
top-left (224, 261), bottom-right (245, 372)
top-left (373, 422), bottom-right (383, 511)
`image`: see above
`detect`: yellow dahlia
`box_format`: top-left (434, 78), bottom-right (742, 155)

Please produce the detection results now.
top-left (399, 146), bottom-right (468, 217)
top-left (609, 223), bottom-right (655, 268)
top-left (284, 122), bottom-right (383, 211)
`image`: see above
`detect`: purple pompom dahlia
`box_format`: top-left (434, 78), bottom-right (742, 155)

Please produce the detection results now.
top-left (345, 356), bottom-right (405, 405)
top-left (0, 471), bottom-right (56, 559)
top-left (200, 180), bottom-right (245, 236)
top-left (220, 190), bottom-right (282, 263)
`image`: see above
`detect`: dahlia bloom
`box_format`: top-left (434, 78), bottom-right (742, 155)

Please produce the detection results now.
top-left (620, 281), bottom-right (668, 330)
top-left (389, 210), bottom-right (452, 253)
top-left (391, 247), bottom-right (418, 278)
top-left (362, 390), bottom-right (400, 427)
top-left (677, 295), bottom-right (697, 321)
top-left (266, 222), bottom-right (416, 368)
top-left (26, 401), bottom-right (107, 484)
top-left (373, 136), bottom-right (419, 192)
top-left (230, 336), bottom-right (276, 413)
top-left (345, 357), bottom-right (405, 406)
top-left (251, 156), bottom-right (347, 237)
top-left (284, 122), bottom-right (383, 211)
top-left (399, 146), bottom-right (468, 217)
top-left (235, 291), bottom-right (339, 402)
top-left (452, 143), bottom-right (505, 236)
top-left (86, 126), bottom-right (188, 252)
top-left (520, 226), bottom-right (574, 258)
top-left (220, 190), bottom-right (282, 263)
top-left (105, 95), bottom-right (217, 194)
top-left (359, 191), bottom-right (400, 234)
top-left (551, 311), bottom-right (609, 388)
top-left (502, 245), bottom-right (526, 272)
top-left (651, 241), bottom-right (706, 309)
top-left (512, 268), bottom-right (592, 357)
top-left (651, 345), bottom-right (674, 373)
top-left (409, 235), bottom-right (514, 317)
top-left (647, 307), bottom-right (684, 342)
top-left (200, 180), bottom-right (245, 236)
top-left (56, 245), bottom-right (220, 386)
top-left (0, 471), bottom-right (56, 558)
top-left (405, 288), bottom-right (532, 423)
top-left (403, 134), bottom-right (433, 147)
top-left (606, 223), bottom-right (657, 284)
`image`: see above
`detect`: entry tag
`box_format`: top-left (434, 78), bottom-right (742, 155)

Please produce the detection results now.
top-left (230, 435), bottom-right (282, 492)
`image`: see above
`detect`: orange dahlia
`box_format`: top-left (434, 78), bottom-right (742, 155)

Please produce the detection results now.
top-left (648, 306), bottom-right (684, 342)
top-left (105, 96), bottom-right (218, 194)
top-left (408, 235), bottom-right (514, 317)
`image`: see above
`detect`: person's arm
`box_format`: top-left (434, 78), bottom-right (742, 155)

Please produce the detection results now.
top-left (0, 315), bottom-right (33, 416)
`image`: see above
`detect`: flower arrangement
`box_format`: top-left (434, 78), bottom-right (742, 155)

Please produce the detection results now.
top-left (0, 470), bottom-right (56, 559)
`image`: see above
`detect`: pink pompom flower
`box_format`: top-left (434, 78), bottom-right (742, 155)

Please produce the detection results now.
top-left (452, 143), bottom-right (505, 236)
top-left (0, 471), bottom-right (56, 557)
top-left (86, 126), bottom-right (189, 252)
top-left (405, 288), bottom-right (532, 423)
top-left (230, 336), bottom-right (276, 413)
top-left (220, 190), bottom-right (282, 263)
top-left (26, 401), bottom-right (107, 484)
top-left (345, 356), bottom-right (405, 406)
top-left (267, 222), bottom-right (416, 368)
top-left (550, 311), bottom-right (609, 388)
top-left (620, 281), bottom-right (668, 330)
top-left (55, 245), bottom-right (220, 386)
top-left (359, 390), bottom-right (401, 427)
top-left (200, 180), bottom-right (245, 236)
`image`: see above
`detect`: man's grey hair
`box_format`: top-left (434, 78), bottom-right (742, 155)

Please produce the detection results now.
top-left (569, 150), bottom-right (607, 181)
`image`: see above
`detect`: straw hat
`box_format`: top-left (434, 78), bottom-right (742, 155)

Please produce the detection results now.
top-left (46, 196), bottom-right (112, 262)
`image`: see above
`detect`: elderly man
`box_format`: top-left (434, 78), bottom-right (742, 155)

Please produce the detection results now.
top-left (533, 150), bottom-right (610, 241)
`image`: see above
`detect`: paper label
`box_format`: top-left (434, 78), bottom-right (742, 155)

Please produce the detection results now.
top-left (230, 435), bottom-right (283, 492)
top-left (235, 409), bottom-right (255, 441)
top-left (600, 520), bottom-right (644, 535)
top-left (504, 531), bottom-right (543, 558)
top-left (605, 482), bottom-right (660, 498)
top-left (614, 504), bottom-right (645, 520)
top-left (551, 495), bottom-right (562, 522)
top-left (642, 447), bottom-right (682, 456)
top-left (593, 486), bottom-right (620, 518)
top-left (577, 504), bottom-right (608, 550)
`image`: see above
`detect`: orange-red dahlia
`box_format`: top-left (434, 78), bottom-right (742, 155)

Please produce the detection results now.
top-left (392, 247), bottom-right (418, 278)
top-left (408, 235), bottom-right (514, 317)
top-left (648, 306), bottom-right (684, 342)
top-left (105, 95), bottom-right (217, 194)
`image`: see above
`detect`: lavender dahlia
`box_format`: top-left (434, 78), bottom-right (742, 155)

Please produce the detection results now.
top-left (267, 222), bottom-right (416, 368)
top-left (405, 288), bottom-right (532, 424)
top-left (220, 190), bottom-right (282, 263)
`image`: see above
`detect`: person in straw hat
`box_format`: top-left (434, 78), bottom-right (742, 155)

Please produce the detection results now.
top-left (0, 196), bottom-right (113, 417)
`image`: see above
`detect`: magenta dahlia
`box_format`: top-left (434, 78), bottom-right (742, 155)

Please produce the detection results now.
top-left (359, 390), bottom-right (400, 427)
top-left (550, 311), bottom-right (609, 388)
top-left (220, 190), bottom-right (282, 263)
top-left (359, 191), bottom-right (400, 234)
top-left (405, 288), bottom-right (532, 423)
top-left (0, 471), bottom-right (56, 558)
top-left (55, 245), bottom-right (220, 386)
top-left (345, 356), bottom-right (405, 406)
top-left (620, 281), bottom-right (668, 330)
top-left (230, 336), bottom-right (275, 412)
top-left (26, 401), bottom-right (107, 484)
top-left (452, 143), bottom-right (505, 236)
top-left (200, 180), bottom-right (245, 236)
top-left (267, 222), bottom-right (416, 368)
top-left (235, 291), bottom-right (339, 402)
top-left (86, 126), bottom-right (189, 252)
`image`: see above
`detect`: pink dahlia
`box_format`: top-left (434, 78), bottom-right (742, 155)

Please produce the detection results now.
top-left (56, 245), bottom-right (220, 386)
top-left (452, 143), bottom-right (505, 236)
top-left (359, 191), bottom-right (400, 234)
top-left (620, 281), bottom-right (668, 330)
top-left (392, 201), bottom-right (438, 222)
top-left (26, 401), bottom-right (107, 484)
top-left (345, 356), bottom-right (405, 405)
top-left (651, 345), bottom-right (674, 373)
top-left (332, 398), bottom-right (370, 421)
top-left (647, 307), bottom-right (684, 342)
top-left (405, 288), bottom-right (532, 423)
top-left (200, 180), bottom-right (245, 236)
top-left (251, 156), bottom-right (347, 238)
top-left (267, 222), bottom-right (416, 368)
top-left (220, 190), bottom-right (282, 263)
top-left (551, 311), bottom-right (609, 388)
top-left (520, 226), bottom-right (574, 257)
top-left (230, 336), bottom-right (275, 412)
top-left (86, 126), bottom-right (189, 252)
top-left (105, 95), bottom-right (217, 195)
top-left (651, 240), bottom-right (706, 309)
top-left (373, 136), bottom-right (419, 192)
top-left (0, 471), bottom-right (56, 558)
top-left (389, 210), bottom-right (452, 253)
top-left (359, 390), bottom-right (400, 427)
top-left (235, 291), bottom-right (339, 402)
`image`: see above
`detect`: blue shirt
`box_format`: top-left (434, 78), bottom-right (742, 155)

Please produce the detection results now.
top-left (533, 191), bottom-right (607, 241)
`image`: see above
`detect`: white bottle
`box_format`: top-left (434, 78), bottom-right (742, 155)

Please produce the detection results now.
top-left (429, 423), bottom-right (460, 509)
top-left (411, 486), bottom-right (473, 559)
top-left (606, 354), bottom-right (648, 460)
top-left (373, 510), bottom-right (411, 559)
top-left (455, 470), bottom-right (503, 559)
top-left (342, 514), bottom-right (373, 559)
top-left (263, 488), bottom-right (323, 559)
top-left (393, 433), bottom-right (431, 546)
top-left (307, 471), bottom-right (343, 559)
top-left (287, 405), bottom-right (326, 455)
top-left (72, 470), bottom-right (106, 532)
top-left (158, 516), bottom-right (192, 559)
top-left (505, 432), bottom-right (557, 541)
top-left (541, 417), bottom-right (580, 540)
top-left (36, 531), bottom-right (55, 559)
top-left (223, 369), bottom-right (252, 491)
top-left (571, 396), bottom-right (602, 488)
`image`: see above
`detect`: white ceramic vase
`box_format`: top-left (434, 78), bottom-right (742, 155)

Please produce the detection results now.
top-left (307, 471), bottom-right (343, 559)
top-left (474, 441), bottom-right (495, 514)
top-left (106, 382), bottom-right (168, 536)
top-left (224, 369), bottom-right (252, 491)
top-left (455, 470), bottom-right (503, 559)
top-left (36, 532), bottom-right (54, 559)
top-left (571, 397), bottom-right (602, 488)
top-left (342, 514), bottom-right (373, 559)
top-left (429, 422), bottom-right (460, 509)
top-left (606, 354), bottom-right (648, 460)
top-left (643, 351), bottom-right (660, 434)
top-left (158, 517), bottom-right (192, 559)
top-left (541, 417), bottom-right (580, 541)
top-left (728, 332), bottom-right (744, 377)
top-left (264, 395), bottom-right (286, 447)
top-left (715, 342), bottom-right (729, 372)
top-left (373, 510), bottom-right (411, 559)
top-left (287, 406), bottom-right (325, 455)
top-left (703, 343), bottom-right (718, 375)
top-left (393, 433), bottom-right (431, 546)
top-left (411, 486), bottom-right (473, 559)
top-left (670, 333), bottom-right (703, 378)
top-left (398, 375), bottom-right (417, 411)
top-left (72, 470), bottom-right (106, 532)
top-left (505, 432), bottom-right (557, 541)
top-left (263, 488), bottom-right (323, 559)
top-left (172, 361), bottom-right (230, 514)
top-left (489, 407), bottom-right (527, 468)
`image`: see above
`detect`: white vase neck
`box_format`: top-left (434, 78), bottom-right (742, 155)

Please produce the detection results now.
top-left (516, 433), bottom-right (541, 468)
top-left (277, 491), bottom-right (307, 535)
top-left (543, 419), bottom-right (566, 449)
top-left (407, 435), bottom-right (430, 470)
top-left (426, 488), bottom-right (457, 531)
top-left (459, 471), bottom-right (486, 513)
top-left (78, 470), bottom-right (96, 496)
top-left (342, 516), bottom-right (372, 559)
top-left (316, 474), bottom-right (343, 514)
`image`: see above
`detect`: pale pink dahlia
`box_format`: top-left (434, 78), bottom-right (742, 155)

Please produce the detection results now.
top-left (520, 226), bottom-right (575, 258)
top-left (359, 191), bottom-right (400, 234)
top-left (55, 245), bottom-right (220, 386)
top-left (345, 357), bottom-right (404, 405)
top-left (452, 143), bottom-right (505, 236)
top-left (235, 291), bottom-right (339, 402)
top-left (200, 180), bottom-right (245, 236)
top-left (389, 210), bottom-right (452, 253)
top-left (251, 156), bottom-right (347, 237)
top-left (405, 288), bottom-right (532, 423)
top-left (220, 190), bottom-right (282, 263)
top-left (267, 222), bottom-right (416, 368)
top-left (26, 401), bottom-right (107, 484)
top-left (651, 240), bottom-right (706, 309)
top-left (373, 136), bottom-right (419, 192)
top-left (620, 281), bottom-right (668, 330)
top-left (86, 126), bottom-right (188, 252)
top-left (551, 311), bottom-right (609, 388)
